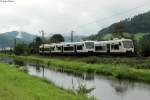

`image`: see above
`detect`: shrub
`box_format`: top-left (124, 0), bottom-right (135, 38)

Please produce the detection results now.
top-left (139, 34), bottom-right (150, 56)
top-left (15, 43), bottom-right (30, 55)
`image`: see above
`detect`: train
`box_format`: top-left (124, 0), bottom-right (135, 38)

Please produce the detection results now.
top-left (39, 38), bottom-right (134, 55)
top-left (0, 47), bottom-right (14, 54)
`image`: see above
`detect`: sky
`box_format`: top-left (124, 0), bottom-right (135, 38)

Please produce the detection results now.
top-left (0, 0), bottom-right (150, 36)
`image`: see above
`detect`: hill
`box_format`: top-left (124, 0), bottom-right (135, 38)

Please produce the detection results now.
top-left (0, 31), bottom-right (36, 48)
top-left (88, 11), bottom-right (150, 40)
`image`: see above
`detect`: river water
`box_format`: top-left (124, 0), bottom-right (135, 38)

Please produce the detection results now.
top-left (0, 57), bottom-right (150, 100)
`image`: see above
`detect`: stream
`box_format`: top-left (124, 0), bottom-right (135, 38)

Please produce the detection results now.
top-left (0, 57), bottom-right (150, 100)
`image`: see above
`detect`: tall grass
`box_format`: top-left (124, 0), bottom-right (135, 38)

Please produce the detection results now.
top-left (78, 56), bottom-right (150, 69)
top-left (1, 54), bottom-right (150, 83)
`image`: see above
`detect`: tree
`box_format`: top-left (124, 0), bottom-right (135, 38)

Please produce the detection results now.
top-left (139, 34), bottom-right (150, 56)
top-left (49, 34), bottom-right (64, 43)
top-left (97, 11), bottom-right (150, 35)
top-left (35, 37), bottom-right (43, 46)
top-left (15, 43), bottom-right (29, 55)
top-left (113, 21), bottom-right (125, 38)
top-left (29, 37), bottom-right (43, 54)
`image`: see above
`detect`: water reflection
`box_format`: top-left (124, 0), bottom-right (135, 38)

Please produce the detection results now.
top-left (0, 57), bottom-right (14, 64)
top-left (30, 63), bottom-right (95, 81)
top-left (35, 64), bottom-right (41, 72)
top-left (110, 80), bottom-right (130, 95)
top-left (31, 63), bottom-right (45, 77)
top-left (14, 59), bottom-right (25, 66)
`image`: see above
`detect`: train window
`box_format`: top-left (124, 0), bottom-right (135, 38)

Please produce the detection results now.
top-left (111, 44), bottom-right (119, 50)
top-left (44, 48), bottom-right (49, 51)
top-left (57, 47), bottom-right (62, 51)
top-left (123, 41), bottom-right (133, 48)
top-left (95, 46), bottom-right (105, 51)
top-left (40, 48), bottom-right (44, 51)
top-left (50, 47), bottom-right (55, 51)
top-left (85, 42), bottom-right (94, 49)
top-left (77, 45), bottom-right (83, 50)
top-left (64, 46), bottom-right (74, 51)
top-left (119, 42), bottom-right (121, 45)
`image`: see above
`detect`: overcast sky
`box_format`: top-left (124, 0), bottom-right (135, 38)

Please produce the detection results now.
top-left (0, 0), bottom-right (150, 36)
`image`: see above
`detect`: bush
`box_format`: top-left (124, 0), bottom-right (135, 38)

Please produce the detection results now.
top-left (15, 43), bottom-right (30, 55)
top-left (83, 56), bottom-right (99, 64)
top-left (139, 34), bottom-right (150, 56)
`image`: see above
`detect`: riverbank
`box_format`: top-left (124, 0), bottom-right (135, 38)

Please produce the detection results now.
top-left (0, 62), bottom-right (92, 100)
top-left (1, 54), bottom-right (150, 83)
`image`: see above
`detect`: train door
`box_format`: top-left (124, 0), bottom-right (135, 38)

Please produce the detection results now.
top-left (107, 44), bottom-right (110, 53)
top-left (61, 46), bottom-right (63, 53)
top-left (49, 47), bottom-right (51, 54)
top-left (74, 45), bottom-right (77, 53)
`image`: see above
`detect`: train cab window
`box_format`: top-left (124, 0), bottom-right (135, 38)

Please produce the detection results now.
top-left (85, 42), bottom-right (94, 49)
top-left (111, 44), bottom-right (119, 50)
top-left (77, 45), bottom-right (83, 50)
top-left (64, 46), bottom-right (74, 51)
top-left (123, 41), bottom-right (133, 48)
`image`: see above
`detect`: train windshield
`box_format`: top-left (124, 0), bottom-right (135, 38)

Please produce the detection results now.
top-left (123, 41), bottom-right (133, 48)
top-left (85, 42), bottom-right (94, 49)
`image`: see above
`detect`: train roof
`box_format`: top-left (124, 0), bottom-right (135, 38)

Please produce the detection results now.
top-left (95, 38), bottom-right (132, 44)
top-left (59, 40), bottom-right (95, 45)
top-left (39, 44), bottom-right (51, 48)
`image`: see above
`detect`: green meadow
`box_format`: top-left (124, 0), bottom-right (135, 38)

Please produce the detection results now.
top-left (0, 62), bottom-right (93, 100)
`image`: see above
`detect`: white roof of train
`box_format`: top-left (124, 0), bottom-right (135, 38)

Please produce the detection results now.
top-left (95, 38), bottom-right (132, 44)
top-left (39, 44), bottom-right (51, 48)
top-left (58, 40), bottom-right (95, 45)
top-left (39, 39), bottom-right (132, 48)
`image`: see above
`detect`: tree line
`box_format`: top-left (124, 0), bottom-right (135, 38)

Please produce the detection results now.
top-left (14, 34), bottom-right (64, 55)
top-left (97, 11), bottom-right (150, 35)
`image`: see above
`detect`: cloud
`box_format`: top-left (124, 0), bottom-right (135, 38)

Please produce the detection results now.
top-left (0, 0), bottom-right (150, 36)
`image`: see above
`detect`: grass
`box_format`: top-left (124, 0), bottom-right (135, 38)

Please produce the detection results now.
top-left (0, 62), bottom-right (93, 100)
top-left (133, 33), bottom-right (149, 41)
top-left (1, 54), bottom-right (150, 83)
top-left (102, 34), bottom-right (113, 40)
top-left (77, 56), bottom-right (150, 69)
